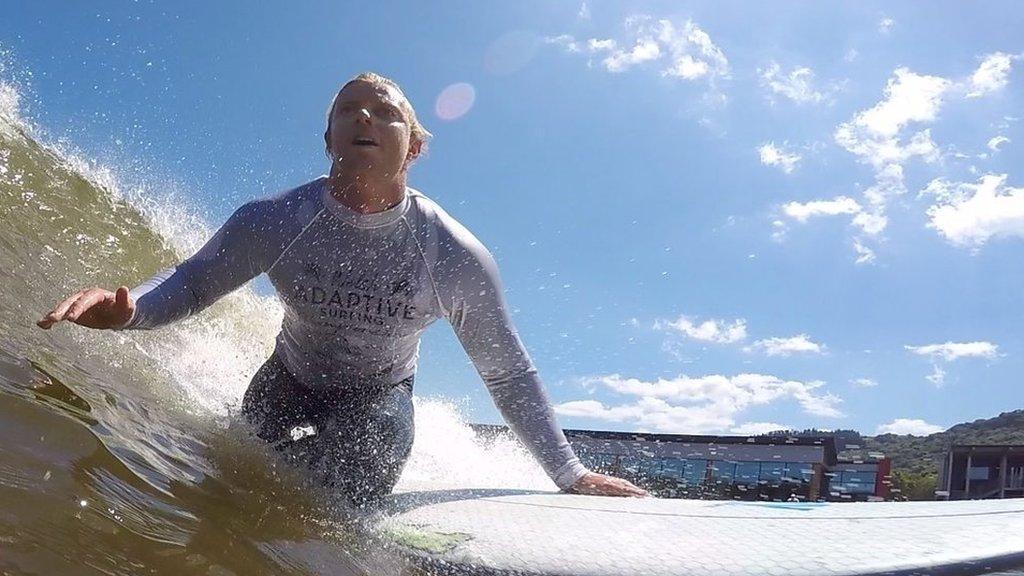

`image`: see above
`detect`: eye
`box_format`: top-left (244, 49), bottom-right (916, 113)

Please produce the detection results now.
top-left (379, 106), bottom-right (402, 120)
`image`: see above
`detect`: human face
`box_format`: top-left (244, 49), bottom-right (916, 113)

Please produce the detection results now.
top-left (326, 81), bottom-right (416, 180)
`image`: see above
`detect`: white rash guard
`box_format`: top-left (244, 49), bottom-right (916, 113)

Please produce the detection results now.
top-left (124, 176), bottom-right (588, 489)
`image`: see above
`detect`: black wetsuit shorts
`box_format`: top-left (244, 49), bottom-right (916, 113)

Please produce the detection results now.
top-left (241, 352), bottom-right (414, 506)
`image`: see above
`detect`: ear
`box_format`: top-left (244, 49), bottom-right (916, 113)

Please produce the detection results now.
top-left (407, 138), bottom-right (423, 161)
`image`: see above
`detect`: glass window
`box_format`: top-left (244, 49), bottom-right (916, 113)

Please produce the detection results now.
top-left (785, 463), bottom-right (814, 484)
top-left (582, 452), bottom-right (616, 470)
top-left (968, 466), bottom-right (991, 481)
top-left (710, 460), bottom-right (735, 484)
top-left (619, 455), bottom-right (641, 476)
top-left (735, 461), bottom-right (760, 485)
top-left (834, 470), bottom-right (876, 494)
top-left (684, 459), bottom-right (708, 486)
top-left (640, 457), bottom-right (663, 476)
top-left (759, 462), bottom-right (786, 484)
top-left (660, 457), bottom-right (684, 479)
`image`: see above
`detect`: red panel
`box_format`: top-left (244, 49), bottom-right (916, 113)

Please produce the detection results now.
top-left (876, 458), bottom-right (893, 499)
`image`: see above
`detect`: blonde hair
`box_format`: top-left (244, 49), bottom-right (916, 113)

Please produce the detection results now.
top-left (323, 72), bottom-right (432, 163)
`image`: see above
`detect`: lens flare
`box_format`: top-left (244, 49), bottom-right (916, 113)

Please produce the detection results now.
top-left (434, 82), bottom-right (476, 121)
top-left (484, 30), bottom-right (541, 76)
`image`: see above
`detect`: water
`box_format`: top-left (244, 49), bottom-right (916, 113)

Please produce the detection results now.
top-left (0, 73), bottom-right (553, 575)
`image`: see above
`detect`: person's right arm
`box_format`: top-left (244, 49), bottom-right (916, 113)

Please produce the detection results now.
top-left (37, 201), bottom-right (267, 331)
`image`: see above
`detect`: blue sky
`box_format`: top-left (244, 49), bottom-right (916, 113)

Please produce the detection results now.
top-left (3, 1), bottom-right (1022, 436)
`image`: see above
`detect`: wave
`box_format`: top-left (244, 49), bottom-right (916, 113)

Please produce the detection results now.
top-left (0, 62), bottom-right (550, 575)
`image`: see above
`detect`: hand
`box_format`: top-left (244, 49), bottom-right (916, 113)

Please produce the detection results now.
top-left (565, 471), bottom-right (649, 498)
top-left (37, 286), bottom-right (135, 330)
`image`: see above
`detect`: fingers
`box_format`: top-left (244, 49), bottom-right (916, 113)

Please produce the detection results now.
top-left (115, 286), bottom-right (130, 308)
top-left (112, 286), bottom-right (135, 329)
top-left (605, 478), bottom-right (648, 498)
top-left (37, 288), bottom-right (111, 329)
top-left (37, 289), bottom-right (87, 329)
top-left (568, 473), bottom-right (647, 498)
top-left (65, 290), bottom-right (105, 321)
top-left (624, 483), bottom-right (649, 497)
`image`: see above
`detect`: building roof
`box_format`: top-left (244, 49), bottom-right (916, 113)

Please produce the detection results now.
top-left (948, 444), bottom-right (1024, 452)
top-left (470, 423), bottom-right (839, 463)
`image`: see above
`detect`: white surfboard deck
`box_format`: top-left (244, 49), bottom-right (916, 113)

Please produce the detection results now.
top-left (379, 489), bottom-right (1024, 576)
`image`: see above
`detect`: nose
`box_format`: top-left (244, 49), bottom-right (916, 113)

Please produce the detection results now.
top-left (356, 107), bottom-right (372, 124)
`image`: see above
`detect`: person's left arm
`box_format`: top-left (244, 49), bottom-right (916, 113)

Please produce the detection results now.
top-left (440, 235), bottom-right (645, 496)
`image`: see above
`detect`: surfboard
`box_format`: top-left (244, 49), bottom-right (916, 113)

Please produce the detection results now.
top-left (378, 489), bottom-right (1024, 575)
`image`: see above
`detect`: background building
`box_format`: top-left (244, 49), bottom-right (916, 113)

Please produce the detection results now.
top-left (829, 457), bottom-right (892, 502)
top-left (937, 445), bottom-right (1024, 500)
top-left (565, 428), bottom-right (837, 501)
top-left (472, 424), bottom-right (872, 501)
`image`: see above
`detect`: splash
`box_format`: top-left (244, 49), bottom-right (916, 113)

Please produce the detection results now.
top-left (0, 64), bottom-right (553, 491)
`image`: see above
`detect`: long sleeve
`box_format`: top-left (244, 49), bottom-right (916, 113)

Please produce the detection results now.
top-left (123, 201), bottom-right (267, 330)
top-left (443, 238), bottom-right (589, 490)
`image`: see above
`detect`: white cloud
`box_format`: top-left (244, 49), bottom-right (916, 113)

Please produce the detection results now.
top-left (554, 372), bottom-right (843, 433)
top-left (905, 341), bottom-right (999, 361)
top-left (759, 142), bottom-right (802, 173)
top-left (656, 19), bottom-right (730, 81)
top-left (874, 418), bottom-right (944, 436)
top-left (926, 364), bottom-right (947, 387)
top-left (664, 54), bottom-right (708, 80)
top-left (804, 67), bottom-right (951, 248)
top-left (602, 38), bottom-right (661, 72)
top-left (837, 68), bottom-right (949, 145)
top-left (905, 340), bottom-right (999, 389)
top-left (729, 422), bottom-right (788, 435)
top-left (578, 1), bottom-right (591, 20)
top-left (967, 52), bottom-right (1015, 98)
top-left (987, 135), bottom-right (1010, 151)
top-left (779, 195), bottom-right (885, 262)
top-left (744, 334), bottom-right (824, 357)
top-left (922, 174), bottom-right (1024, 247)
top-left (854, 211), bottom-right (886, 235)
top-left (759, 61), bottom-right (827, 104)
top-left (654, 314), bottom-right (747, 344)
top-left (771, 53), bottom-right (1018, 261)
top-left (556, 399), bottom-right (616, 418)
top-left (853, 238), bottom-right (876, 265)
top-left (546, 35), bottom-right (582, 53)
top-left (771, 219), bottom-right (787, 242)
top-left (844, 48), bottom-right (859, 63)
top-left (548, 16), bottom-right (729, 84)
top-left (851, 378), bottom-right (878, 388)
top-left (878, 17), bottom-right (895, 35)
top-left (783, 196), bottom-right (862, 222)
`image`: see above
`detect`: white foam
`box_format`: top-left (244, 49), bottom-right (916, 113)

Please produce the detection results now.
top-left (0, 81), bottom-right (28, 140)
top-left (0, 82), bottom-right (19, 123)
top-left (0, 74), bottom-right (284, 414)
top-left (398, 397), bottom-right (555, 492)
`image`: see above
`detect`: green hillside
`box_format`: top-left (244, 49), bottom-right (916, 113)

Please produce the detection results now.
top-left (768, 410), bottom-right (1024, 500)
top-left (863, 410), bottom-right (1024, 472)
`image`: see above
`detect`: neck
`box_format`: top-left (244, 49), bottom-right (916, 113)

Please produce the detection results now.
top-left (327, 165), bottom-right (407, 214)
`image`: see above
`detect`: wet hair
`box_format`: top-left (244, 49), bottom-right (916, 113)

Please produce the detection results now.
top-left (323, 72), bottom-right (432, 165)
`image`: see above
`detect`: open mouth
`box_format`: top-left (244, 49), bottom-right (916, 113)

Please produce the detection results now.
top-left (352, 137), bottom-right (378, 147)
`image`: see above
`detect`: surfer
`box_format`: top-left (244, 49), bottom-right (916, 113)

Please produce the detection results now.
top-left (37, 72), bottom-right (647, 504)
